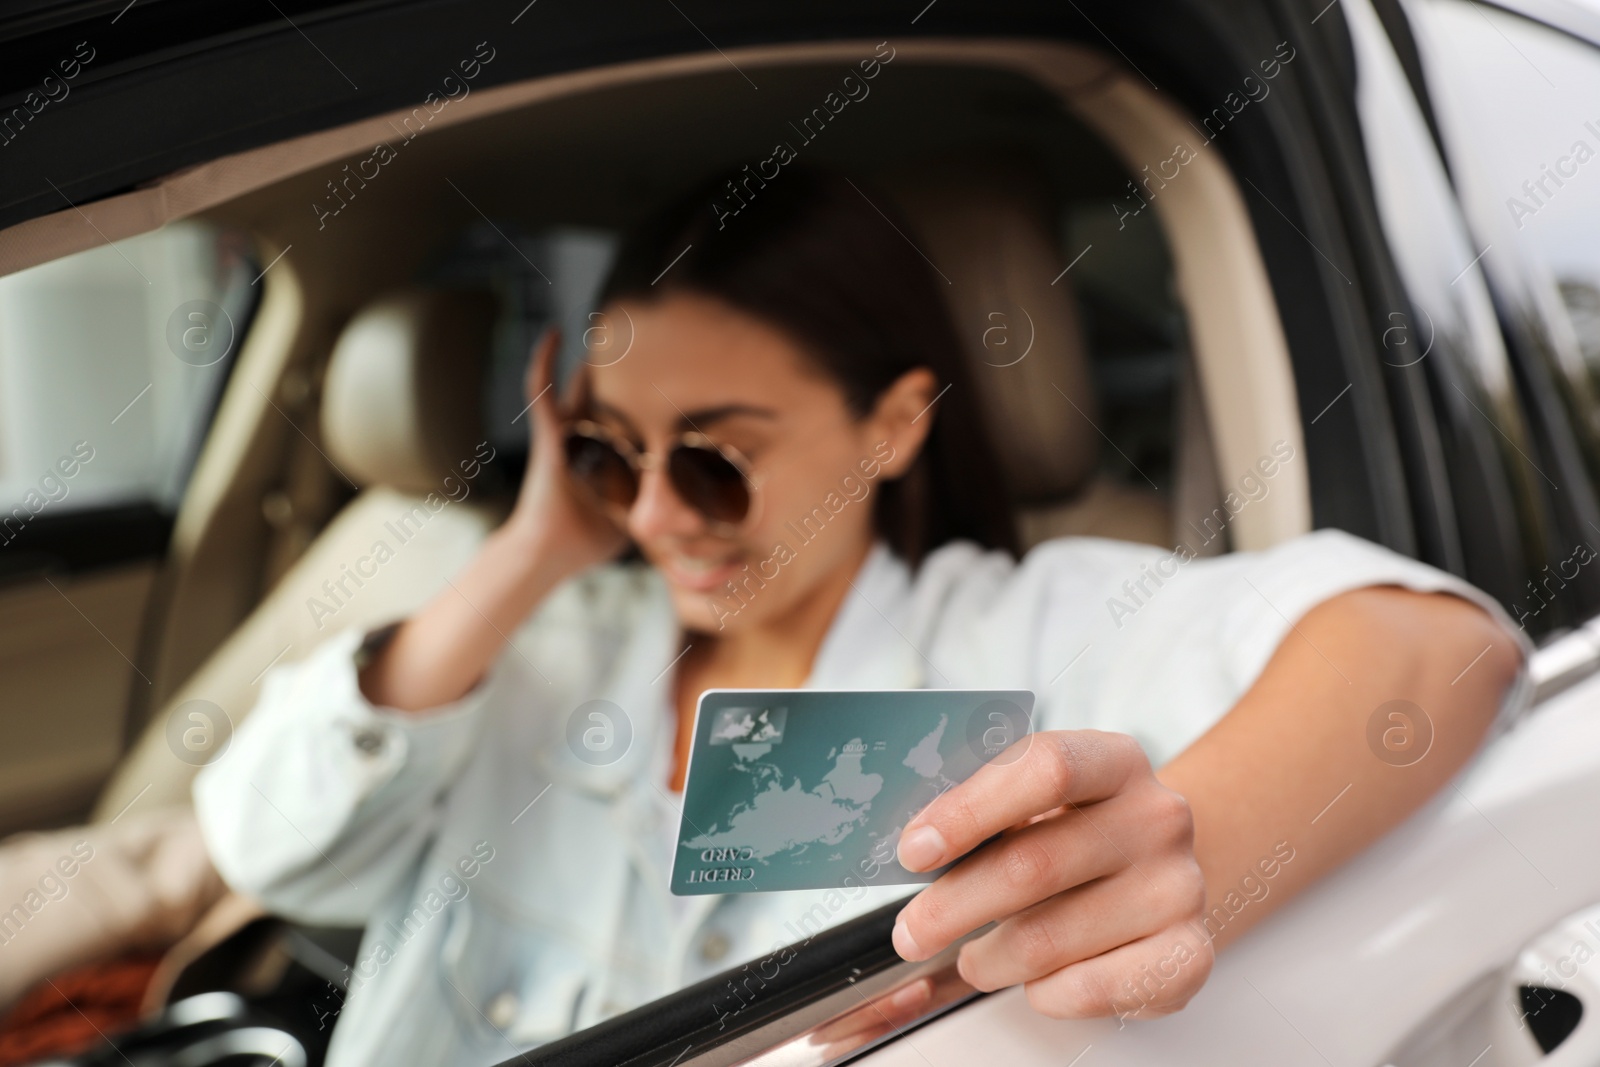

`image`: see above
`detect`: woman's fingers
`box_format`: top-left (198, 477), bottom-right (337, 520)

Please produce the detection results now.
top-left (896, 730), bottom-right (1149, 874)
top-left (955, 860), bottom-right (1203, 991)
top-left (524, 331), bottom-right (560, 471)
top-left (887, 727), bottom-right (1210, 1023)
top-left (1020, 922), bottom-right (1214, 1022)
top-left (523, 327), bottom-right (563, 447)
top-left (893, 786), bottom-right (1169, 962)
top-left (525, 327), bottom-right (560, 404)
top-left (563, 341), bottom-right (595, 417)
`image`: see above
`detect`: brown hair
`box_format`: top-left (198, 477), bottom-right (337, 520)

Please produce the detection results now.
top-left (599, 165), bottom-right (1018, 568)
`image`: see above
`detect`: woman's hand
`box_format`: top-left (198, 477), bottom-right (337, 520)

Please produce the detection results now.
top-left (886, 589), bottom-right (1519, 1023)
top-left (359, 330), bottom-right (628, 711)
top-left (505, 328), bottom-right (629, 575)
top-left (892, 730), bottom-right (1212, 1023)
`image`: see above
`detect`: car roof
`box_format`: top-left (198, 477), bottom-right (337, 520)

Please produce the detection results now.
top-left (0, 0), bottom-right (1293, 233)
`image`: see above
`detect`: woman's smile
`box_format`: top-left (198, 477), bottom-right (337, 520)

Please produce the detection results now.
top-left (654, 546), bottom-right (745, 592)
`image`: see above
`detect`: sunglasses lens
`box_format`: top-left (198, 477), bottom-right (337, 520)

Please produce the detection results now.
top-left (564, 431), bottom-right (637, 509)
top-left (669, 444), bottom-right (751, 526)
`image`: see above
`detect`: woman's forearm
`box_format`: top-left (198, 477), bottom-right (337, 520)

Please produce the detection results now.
top-left (357, 517), bottom-right (577, 711)
top-left (1156, 585), bottom-right (1522, 950)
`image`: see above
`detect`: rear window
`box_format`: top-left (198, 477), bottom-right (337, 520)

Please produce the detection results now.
top-left (0, 221), bottom-right (257, 528)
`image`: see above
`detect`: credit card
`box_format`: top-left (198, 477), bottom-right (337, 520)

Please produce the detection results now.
top-left (670, 689), bottom-right (1035, 895)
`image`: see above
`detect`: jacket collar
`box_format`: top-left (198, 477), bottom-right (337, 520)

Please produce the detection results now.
top-left (535, 567), bottom-right (680, 797)
top-left (537, 542), bottom-right (924, 798)
top-left (804, 541), bottom-right (925, 690)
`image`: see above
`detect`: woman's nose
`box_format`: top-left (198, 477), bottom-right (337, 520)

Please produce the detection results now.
top-left (627, 461), bottom-right (707, 544)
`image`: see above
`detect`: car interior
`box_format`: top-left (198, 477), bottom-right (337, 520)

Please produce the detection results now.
top-left (0, 36), bottom-right (1317, 1060)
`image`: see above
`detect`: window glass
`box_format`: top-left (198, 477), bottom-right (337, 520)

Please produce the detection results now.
top-left (423, 222), bottom-right (619, 461)
top-left (1405, 0), bottom-right (1600, 622)
top-left (1065, 199), bottom-right (1187, 499)
top-left (1344, 0), bottom-right (1548, 611)
top-left (0, 221), bottom-right (257, 523)
top-left (1417, 5), bottom-right (1600, 343)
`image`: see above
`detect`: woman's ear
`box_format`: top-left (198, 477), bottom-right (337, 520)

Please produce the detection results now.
top-left (865, 367), bottom-right (939, 479)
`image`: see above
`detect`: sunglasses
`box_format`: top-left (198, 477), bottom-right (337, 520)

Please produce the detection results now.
top-left (563, 419), bottom-right (760, 531)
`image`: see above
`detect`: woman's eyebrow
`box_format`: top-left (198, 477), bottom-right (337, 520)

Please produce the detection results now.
top-left (588, 398), bottom-right (640, 436)
top-left (677, 404), bottom-right (779, 429)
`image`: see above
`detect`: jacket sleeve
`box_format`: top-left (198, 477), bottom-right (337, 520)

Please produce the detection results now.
top-left (192, 625), bottom-right (504, 926)
top-left (1025, 528), bottom-right (1534, 766)
top-left (927, 529), bottom-right (1532, 770)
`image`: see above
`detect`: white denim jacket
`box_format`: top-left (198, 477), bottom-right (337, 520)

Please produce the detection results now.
top-left (193, 530), bottom-right (1528, 1067)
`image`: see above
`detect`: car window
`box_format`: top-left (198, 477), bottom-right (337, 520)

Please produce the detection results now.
top-left (0, 221), bottom-right (256, 528)
top-left (1404, 0), bottom-right (1600, 624)
top-left (1412, 4), bottom-right (1600, 357)
top-left (0, 39), bottom-right (1346, 1066)
top-left (1065, 199), bottom-right (1190, 516)
top-left (1344, 0), bottom-right (1551, 618)
top-left (425, 222), bottom-right (620, 458)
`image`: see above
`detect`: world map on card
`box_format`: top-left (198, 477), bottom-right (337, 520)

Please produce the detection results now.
top-left (671, 689), bottom-right (1034, 895)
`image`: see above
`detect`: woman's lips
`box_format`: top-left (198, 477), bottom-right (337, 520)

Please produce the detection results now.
top-left (660, 552), bottom-right (744, 592)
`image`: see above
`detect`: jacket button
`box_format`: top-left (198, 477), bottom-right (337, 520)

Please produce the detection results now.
top-left (700, 930), bottom-right (731, 962)
top-left (351, 727), bottom-right (386, 755)
top-left (485, 990), bottom-right (519, 1030)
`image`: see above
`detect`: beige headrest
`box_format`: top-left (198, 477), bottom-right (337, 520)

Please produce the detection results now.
top-left (888, 159), bottom-right (1100, 504)
top-left (321, 288), bottom-right (496, 493)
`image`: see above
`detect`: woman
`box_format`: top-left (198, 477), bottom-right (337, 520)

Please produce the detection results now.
top-left (195, 166), bottom-right (1525, 1066)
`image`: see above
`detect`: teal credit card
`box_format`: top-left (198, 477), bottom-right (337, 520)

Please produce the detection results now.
top-left (670, 689), bottom-right (1035, 895)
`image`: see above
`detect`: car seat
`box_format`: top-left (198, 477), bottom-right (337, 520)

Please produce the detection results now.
top-left (886, 157), bottom-right (1182, 549)
top-left (92, 286), bottom-right (507, 819)
top-left (0, 286), bottom-right (511, 1016)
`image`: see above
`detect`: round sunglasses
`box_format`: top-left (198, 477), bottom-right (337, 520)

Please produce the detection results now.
top-left (562, 419), bottom-right (760, 532)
